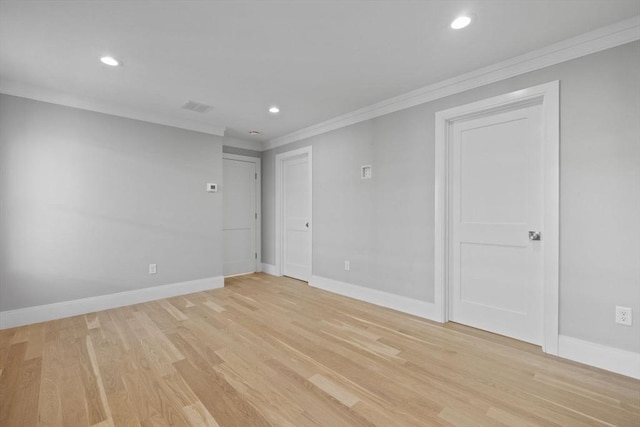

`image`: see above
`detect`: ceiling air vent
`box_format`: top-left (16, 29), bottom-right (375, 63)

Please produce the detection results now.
top-left (181, 100), bottom-right (214, 113)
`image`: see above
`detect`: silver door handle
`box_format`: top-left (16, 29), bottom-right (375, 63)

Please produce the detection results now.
top-left (529, 231), bottom-right (541, 241)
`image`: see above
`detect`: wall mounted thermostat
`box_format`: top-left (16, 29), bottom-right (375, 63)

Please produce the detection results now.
top-left (361, 165), bottom-right (372, 179)
top-left (206, 183), bottom-right (218, 192)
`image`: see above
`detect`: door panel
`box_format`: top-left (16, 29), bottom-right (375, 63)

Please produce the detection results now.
top-left (460, 243), bottom-right (528, 313)
top-left (283, 155), bottom-right (311, 281)
top-left (223, 158), bottom-right (257, 276)
top-left (460, 119), bottom-right (528, 224)
top-left (451, 105), bottom-right (543, 345)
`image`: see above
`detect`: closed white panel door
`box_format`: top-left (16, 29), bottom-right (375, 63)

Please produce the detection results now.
top-left (223, 158), bottom-right (257, 276)
top-left (283, 155), bottom-right (311, 281)
top-left (451, 104), bottom-right (544, 345)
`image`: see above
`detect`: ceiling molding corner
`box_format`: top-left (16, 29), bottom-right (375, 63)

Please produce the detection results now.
top-left (0, 80), bottom-right (227, 137)
top-left (265, 15), bottom-right (640, 151)
top-left (221, 136), bottom-right (265, 152)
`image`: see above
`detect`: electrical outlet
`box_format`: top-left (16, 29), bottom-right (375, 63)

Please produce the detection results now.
top-left (149, 263), bottom-right (157, 275)
top-left (615, 306), bottom-right (632, 326)
top-left (344, 260), bottom-right (350, 271)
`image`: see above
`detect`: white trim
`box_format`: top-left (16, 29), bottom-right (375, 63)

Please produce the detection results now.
top-left (311, 276), bottom-right (640, 380)
top-left (310, 275), bottom-right (439, 321)
top-left (223, 153), bottom-right (262, 274)
top-left (558, 335), bottom-right (640, 379)
top-left (224, 272), bottom-right (255, 278)
top-left (3, 17), bottom-right (637, 152)
top-left (265, 16), bottom-right (639, 150)
top-left (275, 146), bottom-right (313, 278)
top-left (434, 81), bottom-right (560, 354)
top-left (0, 80), bottom-right (227, 137)
top-left (221, 136), bottom-right (265, 152)
top-left (261, 263), bottom-right (279, 276)
top-left (0, 276), bottom-right (224, 329)
top-left (222, 153), bottom-right (261, 163)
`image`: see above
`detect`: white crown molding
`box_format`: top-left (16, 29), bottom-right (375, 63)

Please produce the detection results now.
top-left (309, 275), bottom-right (439, 321)
top-left (2, 16), bottom-right (637, 151)
top-left (221, 135), bottom-right (265, 152)
top-left (558, 335), bottom-right (640, 379)
top-left (265, 16), bottom-right (640, 150)
top-left (0, 80), bottom-right (227, 137)
top-left (0, 276), bottom-right (224, 329)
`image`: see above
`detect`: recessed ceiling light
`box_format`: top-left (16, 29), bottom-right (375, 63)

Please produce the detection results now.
top-left (249, 130), bottom-right (260, 136)
top-left (268, 106), bottom-right (280, 114)
top-left (100, 56), bottom-right (120, 66)
top-left (451, 16), bottom-right (471, 30)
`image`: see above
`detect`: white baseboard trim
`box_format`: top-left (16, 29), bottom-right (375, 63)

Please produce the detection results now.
top-left (0, 276), bottom-right (224, 329)
top-left (309, 275), bottom-right (439, 322)
top-left (261, 263), bottom-right (279, 276)
top-left (309, 276), bottom-right (640, 379)
top-left (558, 335), bottom-right (640, 379)
top-left (225, 272), bottom-right (256, 278)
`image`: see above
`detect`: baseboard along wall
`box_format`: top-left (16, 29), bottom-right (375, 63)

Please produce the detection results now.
top-left (308, 274), bottom-right (640, 379)
top-left (309, 275), bottom-right (440, 322)
top-left (0, 276), bottom-right (224, 329)
top-left (4, 271), bottom-right (637, 379)
top-left (261, 263), bottom-right (279, 276)
top-left (557, 335), bottom-right (640, 379)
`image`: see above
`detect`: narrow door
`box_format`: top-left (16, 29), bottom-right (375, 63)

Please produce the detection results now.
top-left (223, 158), bottom-right (257, 276)
top-left (283, 155), bottom-right (311, 281)
top-left (450, 104), bottom-right (544, 345)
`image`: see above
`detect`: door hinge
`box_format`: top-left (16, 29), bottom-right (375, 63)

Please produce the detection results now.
top-left (255, 252), bottom-right (257, 259)
top-left (255, 212), bottom-right (257, 219)
top-left (255, 172), bottom-right (257, 180)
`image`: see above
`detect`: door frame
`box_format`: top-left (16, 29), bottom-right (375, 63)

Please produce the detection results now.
top-left (222, 153), bottom-right (262, 274)
top-left (275, 146), bottom-right (313, 278)
top-left (434, 81), bottom-right (560, 354)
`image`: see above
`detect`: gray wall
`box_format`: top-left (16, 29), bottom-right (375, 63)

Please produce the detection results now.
top-left (262, 41), bottom-right (640, 353)
top-left (0, 94), bottom-right (224, 311)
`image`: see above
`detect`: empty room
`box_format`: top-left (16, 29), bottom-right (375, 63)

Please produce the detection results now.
top-left (1, 1), bottom-right (639, 426)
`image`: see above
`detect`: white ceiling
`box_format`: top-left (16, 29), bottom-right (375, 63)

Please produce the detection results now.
top-left (1, 1), bottom-right (639, 145)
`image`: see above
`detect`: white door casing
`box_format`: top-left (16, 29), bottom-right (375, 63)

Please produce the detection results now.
top-left (223, 154), bottom-right (261, 277)
top-left (434, 81), bottom-right (560, 354)
top-left (275, 147), bottom-right (312, 281)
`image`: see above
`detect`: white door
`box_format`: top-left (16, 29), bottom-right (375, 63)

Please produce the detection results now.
top-left (283, 155), bottom-right (311, 281)
top-left (450, 104), bottom-right (544, 345)
top-left (223, 158), bottom-right (257, 276)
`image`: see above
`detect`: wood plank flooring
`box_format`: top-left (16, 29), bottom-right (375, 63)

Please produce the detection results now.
top-left (1, 273), bottom-right (639, 426)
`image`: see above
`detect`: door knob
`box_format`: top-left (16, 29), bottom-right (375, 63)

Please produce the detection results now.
top-left (306, 222), bottom-right (309, 228)
top-left (529, 231), bottom-right (541, 241)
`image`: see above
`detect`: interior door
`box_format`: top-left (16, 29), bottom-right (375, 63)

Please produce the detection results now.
top-left (283, 155), bottom-right (311, 281)
top-left (450, 104), bottom-right (544, 345)
top-left (223, 158), bottom-right (257, 276)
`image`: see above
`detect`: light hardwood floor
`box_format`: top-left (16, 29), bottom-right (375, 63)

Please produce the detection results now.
top-left (1, 273), bottom-right (639, 426)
